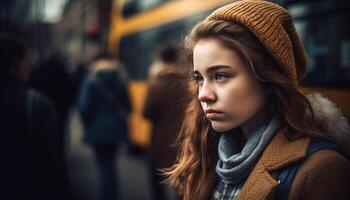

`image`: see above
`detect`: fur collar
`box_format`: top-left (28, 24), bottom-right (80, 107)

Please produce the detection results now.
top-left (306, 93), bottom-right (350, 159)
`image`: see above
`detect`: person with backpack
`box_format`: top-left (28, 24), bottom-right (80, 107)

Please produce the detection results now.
top-left (0, 32), bottom-right (74, 199)
top-left (164, 1), bottom-right (350, 200)
top-left (77, 56), bottom-right (131, 200)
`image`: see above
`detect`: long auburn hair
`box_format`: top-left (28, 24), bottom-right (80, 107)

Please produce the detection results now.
top-left (164, 20), bottom-right (329, 200)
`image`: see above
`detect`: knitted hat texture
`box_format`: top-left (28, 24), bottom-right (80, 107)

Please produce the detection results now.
top-left (207, 0), bottom-right (307, 84)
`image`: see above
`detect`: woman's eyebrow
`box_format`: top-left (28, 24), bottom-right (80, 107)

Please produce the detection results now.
top-left (207, 65), bottom-right (232, 73)
top-left (193, 65), bottom-right (232, 75)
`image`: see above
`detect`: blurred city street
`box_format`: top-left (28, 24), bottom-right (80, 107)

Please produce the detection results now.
top-left (67, 111), bottom-right (154, 200)
top-left (1, 0), bottom-right (349, 199)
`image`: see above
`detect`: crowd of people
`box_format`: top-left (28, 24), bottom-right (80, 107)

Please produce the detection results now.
top-left (0, 28), bottom-right (185, 200)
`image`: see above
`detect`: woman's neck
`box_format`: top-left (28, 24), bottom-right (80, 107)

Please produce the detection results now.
top-left (241, 105), bottom-right (274, 139)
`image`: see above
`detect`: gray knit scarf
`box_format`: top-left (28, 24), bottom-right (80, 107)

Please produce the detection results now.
top-left (216, 116), bottom-right (280, 184)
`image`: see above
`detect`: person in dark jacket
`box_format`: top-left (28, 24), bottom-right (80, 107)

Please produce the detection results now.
top-left (29, 51), bottom-right (76, 198)
top-left (77, 56), bottom-right (131, 200)
top-left (143, 45), bottom-right (190, 200)
top-left (0, 32), bottom-right (74, 200)
top-left (30, 51), bottom-right (75, 137)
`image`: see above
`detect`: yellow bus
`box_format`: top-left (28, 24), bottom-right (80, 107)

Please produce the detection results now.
top-left (108, 0), bottom-right (350, 147)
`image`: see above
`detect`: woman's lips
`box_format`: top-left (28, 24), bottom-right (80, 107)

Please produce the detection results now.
top-left (206, 113), bottom-right (225, 120)
top-left (205, 110), bottom-right (225, 120)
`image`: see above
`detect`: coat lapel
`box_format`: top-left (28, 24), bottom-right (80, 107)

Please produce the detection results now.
top-left (236, 128), bottom-right (310, 200)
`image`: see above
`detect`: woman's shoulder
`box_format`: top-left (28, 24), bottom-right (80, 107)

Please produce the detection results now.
top-left (290, 147), bottom-right (350, 199)
top-left (303, 146), bottom-right (350, 169)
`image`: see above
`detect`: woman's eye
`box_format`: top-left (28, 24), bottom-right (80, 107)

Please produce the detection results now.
top-left (193, 75), bottom-right (203, 82)
top-left (214, 73), bottom-right (229, 81)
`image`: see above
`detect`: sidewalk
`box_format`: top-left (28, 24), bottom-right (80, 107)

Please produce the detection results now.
top-left (66, 111), bottom-right (153, 200)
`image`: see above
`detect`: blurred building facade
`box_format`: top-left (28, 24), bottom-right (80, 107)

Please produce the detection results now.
top-left (52, 0), bottom-right (112, 67)
top-left (1, 0), bottom-right (113, 69)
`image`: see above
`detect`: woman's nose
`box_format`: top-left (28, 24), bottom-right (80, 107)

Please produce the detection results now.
top-left (198, 82), bottom-right (216, 103)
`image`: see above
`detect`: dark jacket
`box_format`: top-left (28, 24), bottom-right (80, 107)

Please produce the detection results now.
top-left (194, 93), bottom-right (350, 200)
top-left (0, 74), bottom-right (71, 200)
top-left (30, 55), bottom-right (75, 133)
top-left (143, 67), bottom-right (189, 169)
top-left (78, 66), bottom-right (131, 145)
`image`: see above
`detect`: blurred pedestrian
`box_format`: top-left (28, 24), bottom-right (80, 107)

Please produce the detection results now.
top-left (165, 1), bottom-right (350, 200)
top-left (30, 51), bottom-right (76, 196)
top-left (77, 55), bottom-right (131, 200)
top-left (30, 50), bottom-right (75, 135)
top-left (0, 32), bottom-right (74, 199)
top-left (143, 45), bottom-right (190, 200)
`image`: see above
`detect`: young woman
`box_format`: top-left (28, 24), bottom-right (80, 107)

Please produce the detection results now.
top-left (165, 1), bottom-right (350, 200)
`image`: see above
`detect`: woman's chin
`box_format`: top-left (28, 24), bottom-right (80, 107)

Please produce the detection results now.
top-left (211, 122), bottom-right (237, 133)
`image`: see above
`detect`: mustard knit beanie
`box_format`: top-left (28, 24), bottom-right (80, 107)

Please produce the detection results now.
top-left (207, 0), bottom-right (307, 84)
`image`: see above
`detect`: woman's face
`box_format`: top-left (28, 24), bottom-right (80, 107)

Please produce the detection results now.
top-left (193, 38), bottom-right (267, 133)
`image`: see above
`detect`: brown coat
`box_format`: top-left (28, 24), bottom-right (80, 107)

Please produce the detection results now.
top-left (198, 129), bottom-right (350, 200)
top-left (143, 67), bottom-right (189, 169)
top-left (195, 93), bottom-right (350, 200)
